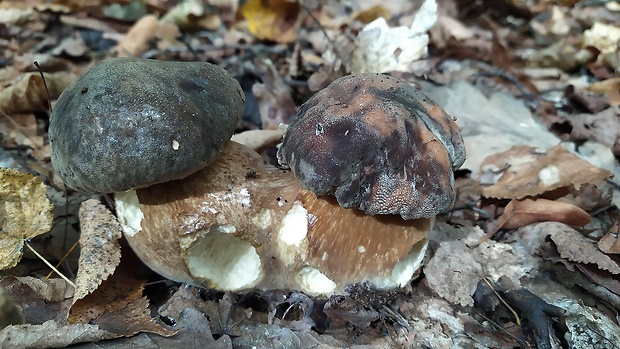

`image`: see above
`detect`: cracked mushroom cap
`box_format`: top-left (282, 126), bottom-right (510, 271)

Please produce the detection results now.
top-left (49, 58), bottom-right (245, 193)
top-left (277, 73), bottom-right (465, 219)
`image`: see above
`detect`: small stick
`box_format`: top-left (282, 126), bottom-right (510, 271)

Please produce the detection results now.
top-left (44, 239), bottom-right (79, 280)
top-left (25, 241), bottom-right (75, 288)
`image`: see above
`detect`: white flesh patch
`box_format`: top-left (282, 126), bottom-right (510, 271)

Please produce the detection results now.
top-left (277, 202), bottom-right (308, 264)
top-left (114, 189), bottom-right (143, 237)
top-left (389, 238), bottom-right (429, 288)
top-left (295, 266), bottom-right (337, 295)
top-left (187, 233), bottom-right (261, 291)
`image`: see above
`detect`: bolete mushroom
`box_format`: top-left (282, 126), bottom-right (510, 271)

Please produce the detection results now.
top-left (49, 57), bottom-right (244, 193)
top-left (277, 73), bottom-right (466, 220)
top-left (113, 73), bottom-right (463, 295)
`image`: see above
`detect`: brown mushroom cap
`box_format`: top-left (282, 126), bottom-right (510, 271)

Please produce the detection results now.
top-left (277, 73), bottom-right (465, 219)
top-left (49, 58), bottom-right (245, 193)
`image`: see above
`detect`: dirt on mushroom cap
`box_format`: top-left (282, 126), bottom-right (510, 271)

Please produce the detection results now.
top-left (49, 58), bottom-right (245, 193)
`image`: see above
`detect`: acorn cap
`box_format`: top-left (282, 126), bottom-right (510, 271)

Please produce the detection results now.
top-left (277, 73), bottom-right (465, 219)
top-left (49, 58), bottom-right (245, 193)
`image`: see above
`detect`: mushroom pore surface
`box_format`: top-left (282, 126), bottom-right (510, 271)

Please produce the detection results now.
top-left (278, 73), bottom-right (466, 219)
top-left (49, 58), bottom-right (245, 193)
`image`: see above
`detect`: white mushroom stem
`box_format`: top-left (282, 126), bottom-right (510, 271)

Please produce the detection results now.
top-left (115, 141), bottom-right (431, 294)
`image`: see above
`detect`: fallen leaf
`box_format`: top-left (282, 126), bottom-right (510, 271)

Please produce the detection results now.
top-left (548, 223), bottom-right (620, 274)
top-left (116, 14), bottom-right (159, 57)
top-left (69, 256), bottom-right (173, 337)
top-left (0, 276), bottom-right (73, 325)
top-left (160, 0), bottom-right (222, 31)
top-left (584, 77), bottom-right (620, 106)
top-left (251, 58), bottom-right (298, 129)
top-left (480, 144), bottom-right (612, 199)
top-left (598, 211), bottom-right (620, 254)
top-left (352, 5), bottom-right (391, 24)
top-left (72, 200), bottom-right (123, 303)
top-left (0, 72), bottom-right (74, 113)
top-left (351, 0), bottom-right (437, 73)
top-left (498, 198), bottom-right (591, 230)
top-left (0, 320), bottom-right (117, 348)
top-left (0, 168), bottom-right (53, 270)
top-left (240, 0), bottom-right (301, 43)
top-left (583, 22), bottom-right (620, 55)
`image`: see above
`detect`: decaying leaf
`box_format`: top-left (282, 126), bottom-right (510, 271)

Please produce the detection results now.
top-left (160, 0), bottom-right (222, 31)
top-left (240, 0), bottom-right (301, 43)
top-left (116, 14), bottom-right (159, 57)
top-left (0, 320), bottom-right (118, 348)
top-left (481, 144), bottom-right (612, 199)
top-left (499, 198), bottom-right (591, 230)
top-left (69, 258), bottom-right (173, 337)
top-left (251, 58), bottom-right (298, 129)
top-left (598, 211), bottom-right (620, 254)
top-left (0, 168), bottom-right (53, 270)
top-left (548, 223), bottom-right (620, 275)
top-left (73, 199), bottom-right (123, 303)
top-left (424, 239), bottom-right (483, 307)
top-left (0, 276), bottom-right (73, 325)
top-left (351, 0), bottom-right (437, 73)
top-left (0, 72), bottom-right (74, 113)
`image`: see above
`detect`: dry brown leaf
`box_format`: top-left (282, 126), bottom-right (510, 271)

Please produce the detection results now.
top-left (0, 72), bottom-right (74, 113)
top-left (499, 198), bottom-right (591, 230)
top-left (116, 14), bottom-right (159, 57)
top-left (160, 0), bottom-right (222, 31)
top-left (73, 200), bottom-right (123, 303)
top-left (0, 112), bottom-right (44, 150)
top-left (252, 58), bottom-right (298, 129)
top-left (240, 0), bottom-right (301, 43)
top-left (548, 223), bottom-right (620, 274)
top-left (481, 144), bottom-right (612, 199)
top-left (69, 258), bottom-right (173, 337)
top-left (584, 77), bottom-right (620, 106)
top-left (598, 211), bottom-right (620, 254)
top-left (352, 5), bottom-right (392, 24)
top-left (0, 276), bottom-right (73, 325)
top-left (0, 168), bottom-right (53, 270)
top-left (0, 320), bottom-right (117, 348)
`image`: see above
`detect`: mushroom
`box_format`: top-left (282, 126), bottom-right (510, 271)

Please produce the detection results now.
top-left (51, 63), bottom-right (462, 295)
top-left (114, 73), bottom-right (462, 295)
top-left (277, 73), bottom-right (466, 220)
top-left (49, 57), bottom-right (244, 193)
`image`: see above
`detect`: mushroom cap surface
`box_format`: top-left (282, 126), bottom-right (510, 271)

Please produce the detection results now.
top-left (49, 58), bottom-right (245, 193)
top-left (277, 73), bottom-right (465, 219)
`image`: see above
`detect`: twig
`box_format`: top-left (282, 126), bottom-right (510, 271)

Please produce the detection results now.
top-left (45, 239), bottom-right (79, 280)
top-left (25, 241), bottom-right (75, 288)
top-left (482, 278), bottom-right (521, 326)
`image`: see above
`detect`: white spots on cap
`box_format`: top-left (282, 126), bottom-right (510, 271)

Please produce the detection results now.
top-left (539, 165), bottom-right (561, 186)
top-left (208, 188), bottom-right (251, 208)
top-left (251, 209), bottom-right (274, 230)
top-left (322, 252), bottom-right (328, 261)
top-left (172, 139), bottom-right (180, 150)
top-left (344, 129), bottom-right (349, 136)
top-left (357, 245), bottom-right (366, 253)
top-left (316, 123), bottom-right (324, 136)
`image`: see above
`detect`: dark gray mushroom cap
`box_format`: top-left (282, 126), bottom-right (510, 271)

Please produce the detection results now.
top-left (277, 73), bottom-right (465, 220)
top-left (49, 58), bottom-right (245, 193)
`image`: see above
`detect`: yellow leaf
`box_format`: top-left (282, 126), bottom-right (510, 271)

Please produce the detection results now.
top-left (241, 0), bottom-right (301, 43)
top-left (0, 168), bottom-right (53, 270)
